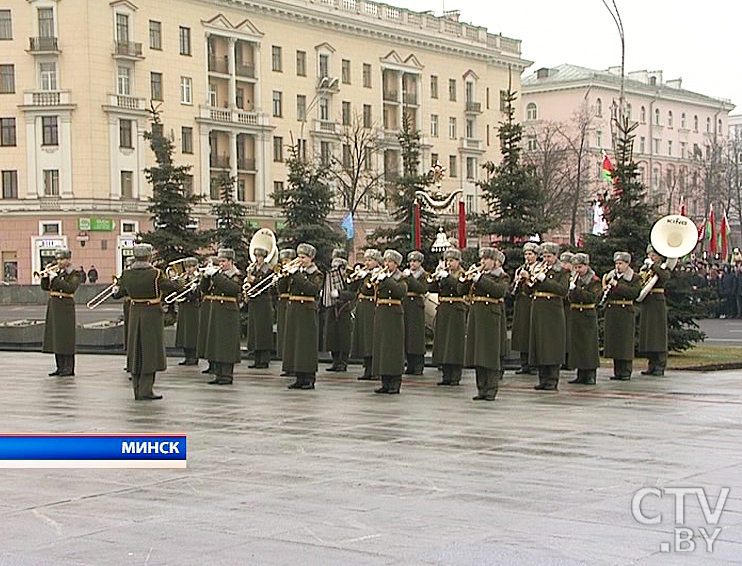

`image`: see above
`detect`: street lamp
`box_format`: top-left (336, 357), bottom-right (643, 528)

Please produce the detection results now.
top-left (601, 0), bottom-right (625, 124)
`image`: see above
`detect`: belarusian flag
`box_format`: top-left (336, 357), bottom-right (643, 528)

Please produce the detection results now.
top-left (705, 204), bottom-right (717, 256)
top-left (720, 209), bottom-right (731, 260)
top-left (601, 150), bottom-right (614, 182)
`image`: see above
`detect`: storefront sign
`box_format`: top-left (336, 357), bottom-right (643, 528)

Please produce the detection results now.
top-left (38, 239), bottom-right (64, 248)
top-left (78, 218), bottom-right (114, 231)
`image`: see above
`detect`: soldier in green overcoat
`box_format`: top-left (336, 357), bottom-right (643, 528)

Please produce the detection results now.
top-left (245, 246), bottom-right (275, 369)
top-left (349, 249), bottom-right (382, 380)
top-left (511, 242), bottom-right (540, 374)
top-left (529, 242), bottom-right (569, 391)
top-left (638, 244), bottom-right (672, 376)
top-left (463, 248), bottom-right (510, 401)
top-left (283, 243), bottom-right (324, 390)
top-left (323, 250), bottom-right (354, 372)
top-left (175, 257), bottom-right (200, 366)
top-left (200, 249), bottom-right (242, 385)
top-left (603, 251), bottom-right (641, 380)
top-left (41, 248), bottom-right (81, 377)
top-left (197, 256), bottom-right (217, 376)
top-left (429, 248), bottom-right (467, 386)
top-left (559, 251), bottom-right (575, 370)
top-left (402, 250), bottom-right (428, 375)
top-left (566, 253), bottom-right (601, 385)
top-left (276, 248), bottom-right (296, 368)
top-left (122, 255), bottom-right (134, 372)
top-left (112, 244), bottom-right (179, 400)
top-left (371, 250), bottom-right (407, 394)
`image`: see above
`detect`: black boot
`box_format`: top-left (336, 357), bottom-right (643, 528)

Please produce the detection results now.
top-left (327, 352), bottom-right (340, 371)
top-left (358, 357), bottom-right (375, 380)
top-left (437, 364), bottom-right (452, 386)
top-left (336, 352), bottom-right (348, 372)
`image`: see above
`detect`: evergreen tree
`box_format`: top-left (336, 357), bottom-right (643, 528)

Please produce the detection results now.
top-left (208, 172), bottom-right (250, 269)
top-left (368, 114), bottom-right (437, 260)
top-left (140, 107), bottom-right (203, 263)
top-left (274, 145), bottom-right (342, 268)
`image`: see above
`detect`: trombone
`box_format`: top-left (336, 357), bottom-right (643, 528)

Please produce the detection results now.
top-left (459, 264), bottom-right (483, 283)
top-left (244, 257), bottom-right (302, 299)
top-left (163, 265), bottom-right (214, 303)
top-left (33, 264), bottom-right (60, 279)
top-left (87, 275), bottom-right (119, 309)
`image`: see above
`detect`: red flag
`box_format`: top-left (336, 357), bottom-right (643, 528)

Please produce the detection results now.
top-left (413, 202), bottom-right (421, 249)
top-left (601, 150), bottom-right (614, 181)
top-left (679, 195), bottom-right (686, 217)
top-left (720, 210), bottom-right (731, 260)
top-left (458, 200), bottom-right (467, 249)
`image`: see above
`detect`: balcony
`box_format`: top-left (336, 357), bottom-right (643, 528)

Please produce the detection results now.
top-left (383, 90), bottom-right (399, 102)
top-left (465, 101), bottom-right (482, 114)
top-left (113, 41), bottom-right (144, 60)
top-left (107, 93), bottom-right (146, 111)
top-left (237, 158), bottom-right (256, 171)
top-left (198, 105), bottom-right (264, 127)
top-left (28, 36), bottom-right (60, 54)
top-left (210, 154), bottom-right (231, 169)
top-left (460, 138), bottom-right (484, 152)
top-left (313, 119), bottom-right (338, 134)
top-left (402, 92), bottom-right (417, 105)
top-left (208, 56), bottom-right (229, 74)
top-left (22, 90), bottom-right (73, 107)
top-left (235, 64), bottom-right (255, 79)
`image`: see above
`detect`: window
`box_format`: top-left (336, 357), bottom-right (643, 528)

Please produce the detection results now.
top-left (363, 104), bottom-right (371, 128)
top-left (320, 141), bottom-right (331, 166)
top-left (342, 143), bottom-right (351, 168)
top-left (319, 54), bottom-right (329, 79)
top-left (465, 82), bottom-right (474, 104)
top-left (430, 75), bottom-right (438, 99)
top-left (431, 153), bottom-right (439, 167)
top-left (486, 87), bottom-right (490, 110)
top-left (362, 63), bottom-right (371, 88)
top-left (595, 98), bottom-right (602, 117)
top-left (626, 103), bottom-right (632, 119)
top-left (681, 113), bottom-right (686, 129)
top-left (296, 50), bottom-right (306, 76)
top-left (150, 72), bottom-right (163, 101)
top-left (448, 79), bottom-right (456, 101)
top-left (2, 170), bottom-right (17, 198)
top-left (364, 146), bottom-right (372, 171)
top-left (680, 141), bottom-right (687, 159)
top-left (149, 20), bottom-right (161, 50)
top-left (640, 106), bottom-right (646, 123)
top-left (119, 119), bottom-right (133, 148)
top-left (654, 108), bottom-right (660, 126)
top-left (179, 26), bottom-right (191, 56)
top-left (181, 126), bottom-right (193, 154)
top-left (653, 138), bottom-right (660, 154)
top-left (0, 118), bottom-right (15, 146)
top-left (235, 87), bottom-right (244, 109)
top-left (319, 97), bottom-right (329, 121)
top-left (596, 130), bottom-right (602, 148)
top-left (526, 102), bottom-right (537, 121)
top-left (237, 180), bottom-right (246, 202)
top-left (466, 118), bottom-right (474, 139)
top-left (640, 136), bottom-right (646, 153)
top-left (118, 170), bottom-right (133, 197)
top-left (273, 181), bottom-right (284, 206)
top-left (466, 157), bottom-right (476, 180)
top-left (272, 46), bottom-right (282, 72)
top-left (42, 116), bottom-right (58, 146)
top-left (527, 135), bottom-right (536, 151)
top-left (430, 114), bottom-right (438, 137)
top-left (0, 64), bottom-right (15, 94)
top-left (694, 115), bottom-right (699, 132)
top-left (0, 10), bottom-right (11, 40)
top-left (273, 136), bottom-right (283, 162)
top-left (39, 62), bottom-right (57, 91)
top-left (208, 84), bottom-right (217, 107)
top-left (116, 13), bottom-right (129, 42)
top-left (668, 111), bottom-right (673, 128)
top-left (272, 91), bottom-right (282, 117)
top-left (486, 124), bottom-right (490, 146)
top-left (297, 94), bottom-right (306, 121)
top-left (342, 101), bottom-right (350, 126)
top-left (499, 90), bottom-right (508, 111)
top-left (466, 194), bottom-right (474, 213)
top-left (449, 117), bottom-right (456, 139)
top-left (180, 77), bottom-right (192, 104)
top-left (718, 119), bottom-right (723, 134)
top-left (117, 66), bottom-right (130, 95)
top-left (182, 175), bottom-right (193, 197)
top-left (41, 221), bottom-right (59, 234)
top-left (38, 8), bottom-right (54, 38)
top-left (341, 59), bottom-right (350, 84)
top-left (668, 140), bottom-right (672, 156)
top-left (449, 155), bottom-right (457, 177)
top-left (297, 139), bottom-right (307, 161)
top-left (706, 117), bottom-right (711, 133)
top-left (43, 169), bottom-right (59, 196)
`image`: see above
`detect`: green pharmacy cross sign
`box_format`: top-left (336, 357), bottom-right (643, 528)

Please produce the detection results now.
top-left (78, 218), bottom-right (114, 231)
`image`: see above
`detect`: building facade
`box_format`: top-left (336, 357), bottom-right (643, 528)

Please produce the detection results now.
top-left (0, 0), bottom-right (530, 283)
top-left (522, 64), bottom-right (735, 242)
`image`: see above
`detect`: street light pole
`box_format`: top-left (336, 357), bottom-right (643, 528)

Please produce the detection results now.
top-left (601, 0), bottom-right (625, 124)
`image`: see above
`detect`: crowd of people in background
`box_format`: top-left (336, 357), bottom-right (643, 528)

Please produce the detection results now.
top-left (75, 265), bottom-right (98, 284)
top-left (682, 255), bottom-right (742, 319)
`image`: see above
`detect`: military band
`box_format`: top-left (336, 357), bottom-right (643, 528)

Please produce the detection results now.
top-left (245, 246), bottom-right (275, 369)
top-left (174, 257), bottom-right (200, 366)
top-left (276, 248), bottom-right (296, 370)
top-left (349, 249), bottom-right (382, 381)
top-left (638, 244), bottom-right (671, 376)
top-left (402, 251), bottom-right (428, 375)
top-left (512, 242), bottom-right (539, 375)
top-left (603, 252), bottom-right (641, 380)
top-left (323, 249), bottom-right (353, 372)
top-left (567, 253), bottom-right (601, 385)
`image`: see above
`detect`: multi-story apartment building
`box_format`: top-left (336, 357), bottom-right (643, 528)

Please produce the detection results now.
top-left (522, 64), bottom-right (735, 241)
top-left (0, 0), bottom-right (530, 283)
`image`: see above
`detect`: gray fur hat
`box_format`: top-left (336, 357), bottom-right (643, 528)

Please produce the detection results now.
top-left (132, 244), bottom-right (153, 259)
top-left (540, 242), bottom-right (559, 255)
top-left (613, 251), bottom-right (631, 263)
top-left (252, 247), bottom-right (268, 258)
top-left (523, 242), bottom-right (540, 253)
top-left (560, 251), bottom-right (575, 263)
top-left (407, 250), bottom-right (424, 263)
top-left (364, 248), bottom-right (383, 263)
top-left (383, 249), bottom-right (403, 265)
top-left (296, 243), bottom-right (316, 259)
top-left (217, 248), bottom-right (236, 260)
top-left (54, 248), bottom-right (72, 260)
top-left (493, 249), bottom-right (506, 265)
top-left (279, 248), bottom-right (297, 260)
top-left (332, 248), bottom-right (347, 260)
top-left (331, 257), bottom-right (348, 269)
top-left (443, 248), bottom-right (462, 261)
top-left (183, 257), bottom-right (199, 268)
top-left (572, 253), bottom-right (590, 266)
top-left (479, 247), bottom-right (497, 260)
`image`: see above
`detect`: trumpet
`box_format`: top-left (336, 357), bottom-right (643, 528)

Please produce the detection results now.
top-left (33, 264), bottom-right (60, 279)
top-left (598, 272), bottom-right (619, 308)
top-left (367, 266), bottom-right (391, 286)
top-left (87, 275), bottom-right (119, 309)
top-left (345, 265), bottom-right (369, 284)
top-left (426, 260), bottom-right (447, 283)
top-left (510, 262), bottom-right (530, 296)
top-left (459, 264), bottom-right (483, 282)
top-left (244, 257), bottom-right (302, 299)
top-left (526, 261), bottom-right (551, 287)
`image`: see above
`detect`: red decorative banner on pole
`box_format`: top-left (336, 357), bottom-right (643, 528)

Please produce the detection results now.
top-left (458, 200), bottom-right (467, 249)
top-left (413, 201), bottom-right (421, 249)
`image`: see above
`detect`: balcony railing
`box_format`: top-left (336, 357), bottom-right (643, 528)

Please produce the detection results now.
top-left (114, 41), bottom-right (143, 59)
top-left (23, 90), bottom-right (72, 106)
top-left (199, 105), bottom-right (263, 127)
top-left (461, 138), bottom-right (482, 150)
top-left (210, 155), bottom-right (231, 169)
top-left (108, 93), bottom-right (146, 111)
top-left (465, 101), bottom-right (482, 113)
top-left (237, 158), bottom-right (256, 171)
top-left (208, 56), bottom-right (229, 74)
top-left (383, 90), bottom-right (399, 102)
top-left (402, 92), bottom-right (417, 105)
top-left (313, 120), bottom-right (337, 133)
top-left (235, 64), bottom-right (255, 78)
top-left (29, 36), bottom-right (59, 52)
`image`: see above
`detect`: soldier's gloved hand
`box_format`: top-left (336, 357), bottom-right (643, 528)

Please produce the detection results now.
top-left (436, 270), bottom-right (449, 280)
top-left (569, 281), bottom-right (576, 291)
top-left (643, 257), bottom-right (654, 268)
top-left (536, 272), bottom-right (546, 282)
top-left (203, 265), bottom-right (219, 277)
top-left (376, 271), bottom-right (388, 281)
top-left (473, 272), bottom-right (482, 282)
top-left (330, 289), bottom-right (339, 299)
top-left (48, 271), bottom-right (58, 281)
top-left (402, 268), bottom-right (411, 278)
top-left (189, 281), bottom-right (199, 292)
top-left (287, 265), bottom-right (300, 275)
top-left (111, 285), bottom-right (120, 295)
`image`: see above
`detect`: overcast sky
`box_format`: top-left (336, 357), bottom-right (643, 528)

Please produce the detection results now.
top-left (394, 0), bottom-right (740, 113)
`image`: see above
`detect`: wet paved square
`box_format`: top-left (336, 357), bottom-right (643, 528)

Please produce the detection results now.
top-left (1, 352), bottom-right (741, 565)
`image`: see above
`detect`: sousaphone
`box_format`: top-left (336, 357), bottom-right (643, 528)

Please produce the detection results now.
top-left (249, 228), bottom-right (278, 267)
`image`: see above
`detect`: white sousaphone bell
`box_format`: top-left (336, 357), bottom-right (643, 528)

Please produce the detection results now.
top-left (636, 214), bottom-right (699, 302)
top-left (249, 228), bottom-right (278, 267)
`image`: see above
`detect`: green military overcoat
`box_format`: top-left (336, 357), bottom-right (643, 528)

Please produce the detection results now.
top-left (246, 263), bottom-right (275, 352)
top-left (113, 264), bottom-right (179, 374)
top-left (350, 276), bottom-right (376, 358)
top-left (464, 270), bottom-right (509, 370)
top-left (276, 275), bottom-right (290, 357)
top-left (282, 265), bottom-right (323, 374)
top-left (603, 269), bottom-right (640, 360)
top-left (430, 269), bottom-right (467, 366)
top-left (403, 269), bottom-right (428, 356)
top-left (568, 270), bottom-right (602, 370)
top-left (41, 267), bottom-right (81, 355)
top-left (175, 288), bottom-right (200, 350)
top-left (528, 263), bottom-right (569, 366)
top-left (324, 275), bottom-right (354, 353)
top-left (638, 263), bottom-right (671, 353)
top-left (201, 269), bottom-right (242, 364)
top-left (510, 266), bottom-right (534, 354)
top-left (371, 271), bottom-right (407, 376)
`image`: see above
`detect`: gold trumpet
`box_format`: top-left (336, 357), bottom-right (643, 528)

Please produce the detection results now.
top-left (367, 266), bottom-right (391, 286)
top-left (459, 264), bottom-right (484, 282)
top-left (87, 275), bottom-right (119, 309)
top-left (345, 265), bottom-right (368, 284)
top-left (526, 261), bottom-right (551, 287)
top-left (426, 260), bottom-right (447, 284)
top-left (33, 264), bottom-right (60, 279)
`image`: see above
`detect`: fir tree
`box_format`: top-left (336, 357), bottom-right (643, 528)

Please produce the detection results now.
top-left (208, 172), bottom-right (250, 269)
top-left (368, 114), bottom-right (437, 260)
top-left (275, 145), bottom-right (342, 268)
top-left (140, 107), bottom-right (203, 263)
